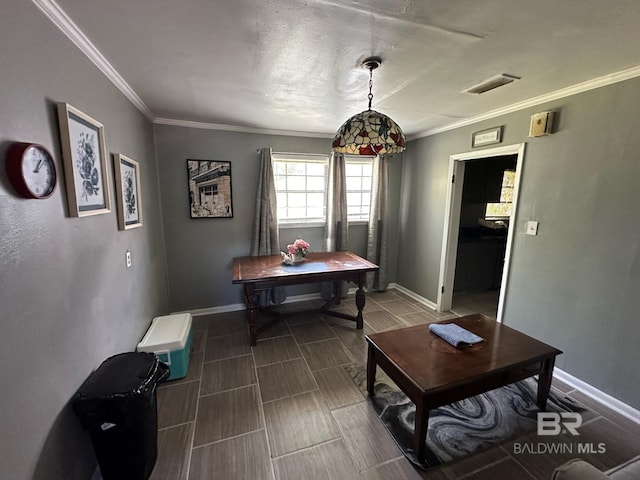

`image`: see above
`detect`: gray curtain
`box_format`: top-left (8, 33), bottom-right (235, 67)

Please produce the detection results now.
top-left (250, 147), bottom-right (285, 304)
top-left (322, 152), bottom-right (349, 299)
top-left (366, 154), bottom-right (389, 291)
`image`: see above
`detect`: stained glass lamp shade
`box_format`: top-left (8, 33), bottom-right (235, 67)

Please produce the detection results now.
top-left (332, 57), bottom-right (406, 155)
top-left (331, 110), bottom-right (406, 155)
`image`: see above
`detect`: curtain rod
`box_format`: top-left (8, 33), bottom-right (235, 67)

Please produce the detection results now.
top-left (256, 149), bottom-right (328, 157)
top-left (255, 149), bottom-right (389, 159)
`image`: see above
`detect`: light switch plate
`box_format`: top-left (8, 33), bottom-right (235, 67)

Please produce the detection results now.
top-left (126, 250), bottom-right (132, 268)
top-left (526, 221), bottom-right (539, 236)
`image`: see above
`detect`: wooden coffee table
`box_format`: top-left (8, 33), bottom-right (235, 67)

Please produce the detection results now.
top-left (365, 314), bottom-right (562, 461)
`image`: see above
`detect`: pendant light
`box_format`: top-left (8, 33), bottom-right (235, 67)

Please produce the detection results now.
top-left (332, 56), bottom-right (406, 155)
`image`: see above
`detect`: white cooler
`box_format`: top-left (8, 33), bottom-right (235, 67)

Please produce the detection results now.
top-left (137, 313), bottom-right (192, 381)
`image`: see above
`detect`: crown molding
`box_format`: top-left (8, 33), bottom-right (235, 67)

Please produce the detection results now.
top-left (34, 0), bottom-right (640, 141)
top-left (408, 64), bottom-right (640, 141)
top-left (32, 0), bottom-right (155, 121)
top-left (154, 118), bottom-right (333, 138)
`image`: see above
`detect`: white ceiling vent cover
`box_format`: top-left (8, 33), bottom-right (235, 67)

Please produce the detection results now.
top-left (463, 74), bottom-right (521, 94)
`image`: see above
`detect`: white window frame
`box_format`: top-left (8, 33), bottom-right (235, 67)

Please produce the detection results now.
top-left (272, 153), bottom-right (374, 227)
top-left (273, 153), bottom-right (328, 227)
top-left (344, 155), bottom-right (374, 224)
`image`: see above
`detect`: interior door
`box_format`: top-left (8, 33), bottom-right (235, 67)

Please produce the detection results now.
top-left (437, 144), bottom-right (526, 322)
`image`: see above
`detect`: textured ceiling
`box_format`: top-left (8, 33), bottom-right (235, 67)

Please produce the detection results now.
top-left (48, 0), bottom-right (640, 136)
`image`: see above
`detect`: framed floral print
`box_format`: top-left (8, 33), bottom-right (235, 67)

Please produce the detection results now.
top-left (57, 103), bottom-right (111, 216)
top-left (114, 154), bottom-right (143, 230)
top-left (186, 159), bottom-right (233, 218)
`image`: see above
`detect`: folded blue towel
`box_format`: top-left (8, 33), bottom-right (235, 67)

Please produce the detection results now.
top-left (428, 323), bottom-right (484, 348)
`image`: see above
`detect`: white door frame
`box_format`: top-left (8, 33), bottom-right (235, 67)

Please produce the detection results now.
top-left (436, 143), bottom-right (526, 322)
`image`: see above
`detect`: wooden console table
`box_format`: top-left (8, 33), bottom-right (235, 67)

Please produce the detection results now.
top-left (232, 251), bottom-right (378, 345)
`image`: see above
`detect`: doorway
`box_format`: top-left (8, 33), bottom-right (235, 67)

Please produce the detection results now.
top-left (436, 144), bottom-right (526, 322)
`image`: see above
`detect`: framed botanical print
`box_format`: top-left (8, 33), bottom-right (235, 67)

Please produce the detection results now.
top-left (114, 154), bottom-right (143, 230)
top-left (57, 103), bottom-right (111, 216)
top-left (186, 159), bottom-right (233, 218)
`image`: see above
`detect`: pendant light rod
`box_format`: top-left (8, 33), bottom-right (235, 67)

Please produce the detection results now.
top-left (363, 56), bottom-right (382, 111)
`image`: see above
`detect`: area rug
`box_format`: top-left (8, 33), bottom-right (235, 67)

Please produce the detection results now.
top-left (346, 365), bottom-right (585, 470)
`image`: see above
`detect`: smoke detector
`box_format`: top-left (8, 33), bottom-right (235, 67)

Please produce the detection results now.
top-left (463, 74), bottom-right (520, 94)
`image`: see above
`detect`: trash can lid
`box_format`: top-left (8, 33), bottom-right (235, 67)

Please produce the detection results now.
top-left (77, 352), bottom-right (162, 399)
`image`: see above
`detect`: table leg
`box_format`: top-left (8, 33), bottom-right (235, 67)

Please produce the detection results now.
top-left (537, 356), bottom-right (556, 409)
top-left (355, 274), bottom-right (365, 330)
top-left (244, 284), bottom-right (258, 347)
top-left (366, 343), bottom-right (376, 396)
top-left (333, 281), bottom-right (342, 305)
top-left (414, 399), bottom-right (429, 461)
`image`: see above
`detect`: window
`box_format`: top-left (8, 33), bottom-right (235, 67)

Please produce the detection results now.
top-left (199, 184), bottom-right (218, 207)
top-left (273, 154), bottom-right (328, 224)
top-left (345, 157), bottom-right (373, 221)
top-left (485, 170), bottom-right (515, 219)
top-left (272, 153), bottom-right (374, 224)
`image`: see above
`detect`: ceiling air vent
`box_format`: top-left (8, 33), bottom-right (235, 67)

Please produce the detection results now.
top-left (463, 74), bottom-right (520, 94)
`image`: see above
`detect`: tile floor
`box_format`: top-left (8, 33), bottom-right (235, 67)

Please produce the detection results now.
top-left (150, 289), bottom-right (640, 480)
top-left (451, 290), bottom-right (500, 320)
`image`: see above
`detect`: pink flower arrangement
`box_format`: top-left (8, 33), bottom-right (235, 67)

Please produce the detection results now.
top-left (287, 238), bottom-right (310, 257)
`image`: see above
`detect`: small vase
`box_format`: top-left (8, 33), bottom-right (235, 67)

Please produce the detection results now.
top-left (291, 252), bottom-right (305, 263)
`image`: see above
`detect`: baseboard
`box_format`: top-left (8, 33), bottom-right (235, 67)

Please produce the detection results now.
top-left (177, 292), bottom-right (324, 317)
top-left (553, 368), bottom-right (640, 425)
top-left (173, 303), bottom-right (246, 316)
top-left (281, 292), bottom-right (323, 304)
top-left (390, 283), bottom-right (438, 310)
top-left (181, 284), bottom-right (435, 317)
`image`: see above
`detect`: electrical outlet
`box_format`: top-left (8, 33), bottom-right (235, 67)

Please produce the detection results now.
top-left (526, 221), bottom-right (539, 236)
top-left (126, 250), bottom-right (132, 268)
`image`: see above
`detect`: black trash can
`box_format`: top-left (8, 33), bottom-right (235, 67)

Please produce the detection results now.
top-left (73, 352), bottom-right (169, 480)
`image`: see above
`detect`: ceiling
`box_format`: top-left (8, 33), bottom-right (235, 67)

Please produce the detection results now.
top-left (43, 0), bottom-right (640, 138)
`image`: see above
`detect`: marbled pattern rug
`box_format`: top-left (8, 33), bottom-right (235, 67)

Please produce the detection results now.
top-left (346, 365), bottom-right (585, 469)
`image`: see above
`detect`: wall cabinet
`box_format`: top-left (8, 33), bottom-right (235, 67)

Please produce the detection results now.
top-left (461, 156), bottom-right (515, 203)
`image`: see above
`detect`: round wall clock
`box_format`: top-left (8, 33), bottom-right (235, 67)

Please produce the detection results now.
top-left (5, 142), bottom-right (57, 199)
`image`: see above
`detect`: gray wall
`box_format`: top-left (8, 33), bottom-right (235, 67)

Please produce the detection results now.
top-left (15, 3), bottom-right (637, 478)
top-left (154, 125), bottom-right (402, 312)
top-left (399, 78), bottom-right (640, 409)
top-left (0, 3), bottom-right (168, 479)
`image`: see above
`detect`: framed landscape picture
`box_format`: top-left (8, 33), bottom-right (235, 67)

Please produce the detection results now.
top-left (114, 154), bottom-right (143, 230)
top-left (186, 160), bottom-right (233, 218)
top-left (57, 103), bottom-right (111, 216)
